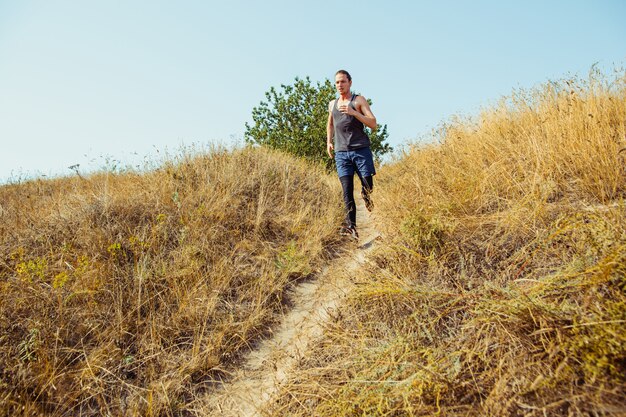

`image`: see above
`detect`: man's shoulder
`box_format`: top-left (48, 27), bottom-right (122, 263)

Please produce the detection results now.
top-left (353, 95), bottom-right (370, 110)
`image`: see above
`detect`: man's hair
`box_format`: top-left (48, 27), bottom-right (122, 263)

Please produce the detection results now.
top-left (335, 69), bottom-right (352, 81)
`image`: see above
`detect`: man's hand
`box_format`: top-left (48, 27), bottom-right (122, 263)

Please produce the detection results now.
top-left (339, 96), bottom-right (377, 129)
top-left (326, 142), bottom-right (334, 158)
top-left (338, 103), bottom-right (355, 116)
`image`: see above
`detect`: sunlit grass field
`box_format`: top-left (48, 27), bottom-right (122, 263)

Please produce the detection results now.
top-left (1, 68), bottom-right (625, 417)
top-left (267, 69), bottom-right (626, 416)
top-left (0, 147), bottom-right (344, 415)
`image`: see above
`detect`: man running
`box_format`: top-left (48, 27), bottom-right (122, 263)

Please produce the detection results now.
top-left (326, 69), bottom-right (377, 240)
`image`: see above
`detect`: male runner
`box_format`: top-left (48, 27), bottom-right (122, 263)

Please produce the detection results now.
top-left (326, 69), bottom-right (377, 240)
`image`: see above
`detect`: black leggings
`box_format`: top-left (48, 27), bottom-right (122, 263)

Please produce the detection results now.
top-left (339, 174), bottom-right (373, 228)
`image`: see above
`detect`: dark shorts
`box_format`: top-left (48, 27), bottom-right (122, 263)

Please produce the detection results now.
top-left (335, 147), bottom-right (376, 178)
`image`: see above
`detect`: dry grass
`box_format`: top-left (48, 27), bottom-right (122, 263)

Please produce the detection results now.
top-left (0, 146), bottom-right (344, 416)
top-left (267, 68), bottom-right (626, 416)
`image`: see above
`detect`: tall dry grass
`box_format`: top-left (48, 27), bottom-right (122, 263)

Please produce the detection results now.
top-left (0, 146), bottom-right (344, 416)
top-left (268, 69), bottom-right (626, 416)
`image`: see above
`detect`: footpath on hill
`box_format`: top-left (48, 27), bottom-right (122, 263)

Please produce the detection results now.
top-left (199, 200), bottom-right (380, 416)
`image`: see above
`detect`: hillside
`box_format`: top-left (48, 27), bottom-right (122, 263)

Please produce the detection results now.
top-left (265, 70), bottom-right (626, 415)
top-left (0, 148), bottom-right (344, 416)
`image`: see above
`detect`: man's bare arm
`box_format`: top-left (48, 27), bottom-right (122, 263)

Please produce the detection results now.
top-left (353, 96), bottom-right (377, 129)
top-left (326, 100), bottom-right (335, 158)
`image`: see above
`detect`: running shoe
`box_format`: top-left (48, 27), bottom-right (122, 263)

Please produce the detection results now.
top-left (340, 225), bottom-right (359, 240)
top-left (361, 189), bottom-right (374, 212)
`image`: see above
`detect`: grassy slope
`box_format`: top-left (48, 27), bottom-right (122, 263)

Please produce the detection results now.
top-left (268, 70), bottom-right (626, 416)
top-left (0, 147), bottom-right (344, 416)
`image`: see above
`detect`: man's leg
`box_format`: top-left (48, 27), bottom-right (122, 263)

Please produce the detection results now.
top-left (339, 175), bottom-right (356, 228)
top-left (354, 147), bottom-right (376, 212)
top-left (359, 175), bottom-right (374, 212)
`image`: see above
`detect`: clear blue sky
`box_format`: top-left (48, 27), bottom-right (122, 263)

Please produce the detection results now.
top-left (1, 0), bottom-right (624, 182)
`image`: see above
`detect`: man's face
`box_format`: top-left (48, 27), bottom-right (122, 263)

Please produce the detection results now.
top-left (335, 74), bottom-right (351, 94)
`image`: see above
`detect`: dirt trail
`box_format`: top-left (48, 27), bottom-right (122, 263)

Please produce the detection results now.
top-left (204, 201), bottom-right (380, 416)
